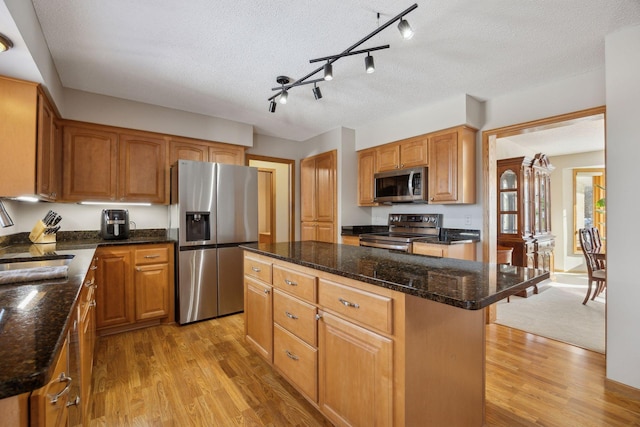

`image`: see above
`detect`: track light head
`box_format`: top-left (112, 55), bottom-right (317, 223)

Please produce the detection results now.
top-left (398, 18), bottom-right (414, 40)
top-left (365, 54), bottom-right (375, 74)
top-left (324, 62), bottom-right (333, 81)
top-left (0, 33), bottom-right (13, 52)
top-left (279, 89), bottom-right (288, 104)
top-left (268, 100), bottom-right (277, 113)
top-left (312, 83), bottom-right (323, 100)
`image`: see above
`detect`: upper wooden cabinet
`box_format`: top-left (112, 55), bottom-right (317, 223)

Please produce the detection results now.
top-left (428, 126), bottom-right (476, 204)
top-left (119, 133), bottom-right (167, 204)
top-left (301, 150), bottom-right (337, 243)
top-left (357, 148), bottom-right (378, 206)
top-left (168, 138), bottom-right (245, 166)
top-left (376, 135), bottom-right (428, 172)
top-left (0, 77), bottom-right (62, 200)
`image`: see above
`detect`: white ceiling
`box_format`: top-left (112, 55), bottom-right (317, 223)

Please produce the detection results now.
top-left (13, 1), bottom-right (640, 141)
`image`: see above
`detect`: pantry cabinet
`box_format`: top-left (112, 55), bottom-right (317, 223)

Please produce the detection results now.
top-left (96, 244), bottom-right (174, 335)
top-left (301, 150), bottom-right (337, 243)
top-left (0, 77), bottom-right (61, 200)
top-left (428, 126), bottom-right (476, 204)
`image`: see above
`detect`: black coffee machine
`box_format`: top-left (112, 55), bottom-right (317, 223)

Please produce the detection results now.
top-left (101, 209), bottom-right (130, 240)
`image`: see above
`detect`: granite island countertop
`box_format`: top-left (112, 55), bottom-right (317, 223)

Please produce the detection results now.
top-left (0, 233), bottom-right (175, 400)
top-left (241, 241), bottom-right (549, 310)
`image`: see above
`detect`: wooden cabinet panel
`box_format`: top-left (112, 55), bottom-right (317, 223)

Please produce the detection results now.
top-left (36, 92), bottom-right (61, 200)
top-left (244, 276), bottom-right (273, 362)
top-left (301, 222), bottom-right (335, 243)
top-left (318, 311), bottom-right (393, 427)
top-left (274, 324), bottom-right (318, 402)
top-left (169, 139), bottom-right (208, 164)
top-left (376, 143), bottom-right (400, 172)
top-left (62, 126), bottom-right (118, 202)
top-left (95, 247), bottom-right (134, 329)
top-left (301, 151), bottom-right (336, 241)
top-left (169, 138), bottom-right (245, 166)
top-left (273, 263), bottom-right (317, 303)
top-left (376, 137), bottom-right (428, 172)
top-left (118, 133), bottom-right (167, 203)
top-left (357, 148), bottom-right (378, 206)
top-left (316, 152), bottom-right (335, 222)
top-left (428, 131), bottom-right (458, 203)
top-left (273, 289), bottom-right (317, 346)
top-left (244, 254), bottom-right (273, 283)
top-left (208, 144), bottom-right (244, 165)
top-left (300, 158), bottom-right (317, 222)
top-left (134, 263), bottom-right (170, 321)
top-left (412, 242), bottom-right (477, 261)
top-left (30, 336), bottom-right (70, 427)
top-left (341, 235), bottom-right (360, 246)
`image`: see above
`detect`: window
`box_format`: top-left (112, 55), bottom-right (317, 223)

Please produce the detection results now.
top-left (573, 168), bottom-right (605, 252)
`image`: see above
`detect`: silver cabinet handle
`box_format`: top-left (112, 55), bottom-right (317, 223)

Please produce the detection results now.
top-left (252, 266), bottom-right (261, 272)
top-left (284, 279), bottom-right (298, 286)
top-left (84, 279), bottom-right (95, 287)
top-left (285, 311), bottom-right (298, 320)
top-left (263, 288), bottom-right (270, 294)
top-left (67, 396), bottom-right (80, 408)
top-left (48, 373), bottom-right (72, 404)
top-left (339, 298), bottom-right (360, 309)
top-left (90, 265), bottom-right (98, 271)
top-left (89, 300), bottom-right (97, 307)
top-left (315, 313), bottom-right (323, 321)
top-left (144, 254), bottom-right (160, 258)
top-left (285, 350), bottom-right (299, 361)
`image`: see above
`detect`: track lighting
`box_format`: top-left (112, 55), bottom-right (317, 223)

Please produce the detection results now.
top-left (397, 18), bottom-right (414, 40)
top-left (365, 53), bottom-right (375, 74)
top-left (267, 3), bottom-right (417, 112)
top-left (312, 83), bottom-right (323, 100)
top-left (323, 62), bottom-right (333, 81)
top-left (0, 34), bottom-right (13, 52)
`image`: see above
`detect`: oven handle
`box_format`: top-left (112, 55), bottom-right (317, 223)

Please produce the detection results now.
top-left (359, 240), bottom-right (411, 252)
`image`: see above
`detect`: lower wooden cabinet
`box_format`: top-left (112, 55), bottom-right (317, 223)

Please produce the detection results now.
top-left (244, 276), bottom-right (273, 361)
top-left (274, 324), bottom-right (318, 402)
top-left (30, 336), bottom-right (70, 427)
top-left (412, 241), bottom-right (477, 261)
top-left (96, 243), bottom-right (174, 335)
top-left (341, 235), bottom-right (360, 246)
top-left (78, 257), bottom-right (97, 426)
top-left (301, 221), bottom-right (335, 243)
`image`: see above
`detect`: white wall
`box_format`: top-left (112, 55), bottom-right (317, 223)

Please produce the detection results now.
top-left (605, 24), bottom-right (640, 390)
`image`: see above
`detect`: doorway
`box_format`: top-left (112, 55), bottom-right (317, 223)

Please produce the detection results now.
top-left (247, 154), bottom-right (295, 243)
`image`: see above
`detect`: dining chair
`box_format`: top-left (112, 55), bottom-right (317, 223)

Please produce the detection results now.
top-left (578, 228), bottom-right (606, 304)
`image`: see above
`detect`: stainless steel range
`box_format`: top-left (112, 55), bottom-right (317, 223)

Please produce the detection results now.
top-left (359, 213), bottom-right (443, 253)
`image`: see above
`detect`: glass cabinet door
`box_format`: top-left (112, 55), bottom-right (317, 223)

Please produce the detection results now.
top-left (499, 170), bottom-right (518, 234)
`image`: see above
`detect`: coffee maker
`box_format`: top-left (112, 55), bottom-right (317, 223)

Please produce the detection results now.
top-left (101, 209), bottom-right (130, 240)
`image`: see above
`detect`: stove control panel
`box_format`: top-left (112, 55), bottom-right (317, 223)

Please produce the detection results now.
top-left (388, 213), bottom-right (442, 228)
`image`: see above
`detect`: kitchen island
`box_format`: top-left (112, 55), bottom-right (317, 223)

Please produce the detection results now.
top-left (242, 241), bottom-right (549, 427)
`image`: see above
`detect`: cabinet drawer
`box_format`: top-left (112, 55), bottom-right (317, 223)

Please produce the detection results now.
top-left (135, 246), bottom-right (169, 265)
top-left (274, 289), bottom-right (317, 346)
top-left (273, 264), bottom-right (317, 303)
top-left (244, 255), bottom-right (272, 283)
top-left (318, 279), bottom-right (393, 334)
top-left (274, 324), bottom-right (318, 402)
top-left (412, 242), bottom-right (444, 258)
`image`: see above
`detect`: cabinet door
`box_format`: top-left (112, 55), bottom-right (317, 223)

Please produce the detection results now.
top-left (30, 337), bottom-right (70, 427)
top-left (208, 144), bottom-right (244, 165)
top-left (315, 152), bottom-right (336, 222)
top-left (119, 134), bottom-right (167, 204)
top-left (300, 157), bottom-right (316, 222)
top-left (244, 277), bottom-right (273, 362)
top-left (79, 282), bottom-right (96, 426)
top-left (318, 312), bottom-right (393, 427)
top-left (316, 222), bottom-right (335, 243)
top-left (357, 149), bottom-right (377, 206)
top-left (95, 248), bottom-right (134, 329)
top-left (301, 222), bottom-right (317, 241)
top-left (62, 126), bottom-right (118, 201)
top-left (169, 139), bottom-right (209, 164)
top-left (376, 144), bottom-right (400, 172)
top-left (428, 131), bottom-right (458, 203)
top-left (399, 137), bottom-right (428, 168)
top-left (36, 92), bottom-right (60, 201)
top-left (134, 263), bottom-right (170, 321)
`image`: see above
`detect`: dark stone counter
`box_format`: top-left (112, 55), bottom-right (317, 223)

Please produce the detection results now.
top-left (241, 241), bottom-right (548, 311)
top-left (0, 233), bottom-right (175, 400)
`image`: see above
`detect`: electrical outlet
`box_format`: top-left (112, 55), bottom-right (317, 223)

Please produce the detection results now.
top-left (464, 215), bottom-right (471, 225)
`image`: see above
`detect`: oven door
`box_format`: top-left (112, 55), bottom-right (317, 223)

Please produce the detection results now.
top-left (359, 238), bottom-right (411, 252)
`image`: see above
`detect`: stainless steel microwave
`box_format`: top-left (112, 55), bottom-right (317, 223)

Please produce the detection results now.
top-left (374, 167), bottom-right (428, 203)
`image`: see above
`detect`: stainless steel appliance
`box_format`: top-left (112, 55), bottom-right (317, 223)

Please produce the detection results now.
top-left (100, 209), bottom-right (130, 239)
top-left (374, 167), bottom-right (428, 204)
top-left (169, 160), bottom-right (258, 324)
top-left (359, 213), bottom-right (443, 253)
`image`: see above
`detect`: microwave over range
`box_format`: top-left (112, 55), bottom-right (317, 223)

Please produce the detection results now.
top-left (374, 166), bottom-right (428, 203)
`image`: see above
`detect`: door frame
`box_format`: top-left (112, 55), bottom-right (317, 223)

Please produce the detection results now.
top-left (246, 154), bottom-right (295, 242)
top-left (257, 167), bottom-right (277, 243)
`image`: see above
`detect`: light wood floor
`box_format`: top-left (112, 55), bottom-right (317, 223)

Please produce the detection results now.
top-left (90, 314), bottom-right (640, 426)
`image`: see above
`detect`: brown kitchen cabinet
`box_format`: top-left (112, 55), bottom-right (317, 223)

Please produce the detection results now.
top-left (376, 135), bottom-right (428, 172)
top-left (428, 126), bottom-right (476, 204)
top-left (30, 336), bottom-right (70, 427)
top-left (301, 150), bottom-right (337, 243)
top-left (0, 77), bottom-right (61, 200)
top-left (78, 257), bottom-right (97, 427)
top-left (119, 133), bottom-right (168, 204)
top-left (357, 148), bottom-right (378, 206)
top-left (412, 241), bottom-right (477, 261)
top-left (96, 243), bottom-right (174, 335)
top-left (341, 235), bottom-right (360, 246)
top-left (244, 253), bottom-right (274, 362)
top-left (168, 137), bottom-right (245, 166)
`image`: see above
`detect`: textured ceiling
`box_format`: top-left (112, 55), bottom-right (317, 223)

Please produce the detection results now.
top-left (26, 0), bottom-right (640, 141)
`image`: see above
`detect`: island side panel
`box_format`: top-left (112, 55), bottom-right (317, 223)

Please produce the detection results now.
top-left (403, 294), bottom-right (485, 426)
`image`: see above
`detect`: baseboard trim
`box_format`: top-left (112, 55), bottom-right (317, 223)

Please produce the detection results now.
top-left (605, 378), bottom-right (640, 400)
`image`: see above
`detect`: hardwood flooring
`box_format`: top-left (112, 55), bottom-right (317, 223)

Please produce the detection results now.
top-left (90, 314), bottom-right (640, 426)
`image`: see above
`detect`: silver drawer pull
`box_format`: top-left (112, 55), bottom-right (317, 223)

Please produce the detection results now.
top-left (90, 266), bottom-right (98, 271)
top-left (285, 350), bottom-right (299, 361)
top-left (252, 266), bottom-right (261, 272)
top-left (84, 279), bottom-right (95, 287)
top-left (48, 373), bottom-right (72, 404)
top-left (285, 311), bottom-right (298, 320)
top-left (339, 298), bottom-right (360, 309)
top-left (263, 288), bottom-right (270, 295)
top-left (284, 279), bottom-right (298, 286)
top-left (89, 300), bottom-right (97, 307)
top-left (144, 254), bottom-right (160, 259)
top-left (67, 396), bottom-right (81, 408)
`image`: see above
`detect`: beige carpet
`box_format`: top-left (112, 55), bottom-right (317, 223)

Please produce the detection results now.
top-left (495, 273), bottom-right (606, 353)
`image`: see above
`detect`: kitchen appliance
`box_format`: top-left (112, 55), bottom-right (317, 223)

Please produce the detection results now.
top-left (169, 160), bottom-right (258, 324)
top-left (100, 209), bottom-right (130, 239)
top-left (373, 166), bottom-right (428, 204)
top-left (359, 213), bottom-right (443, 253)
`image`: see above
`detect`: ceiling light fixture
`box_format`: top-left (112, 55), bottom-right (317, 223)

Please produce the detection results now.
top-left (0, 34), bottom-right (13, 52)
top-left (268, 3), bottom-right (418, 111)
top-left (269, 100), bottom-right (277, 113)
top-left (277, 76), bottom-right (291, 104)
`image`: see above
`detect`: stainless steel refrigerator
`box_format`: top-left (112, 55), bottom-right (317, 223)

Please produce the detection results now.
top-left (169, 160), bottom-right (258, 324)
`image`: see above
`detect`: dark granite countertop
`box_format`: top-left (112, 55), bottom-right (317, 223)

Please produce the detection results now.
top-left (0, 232), bottom-right (175, 400)
top-left (241, 241), bottom-right (549, 311)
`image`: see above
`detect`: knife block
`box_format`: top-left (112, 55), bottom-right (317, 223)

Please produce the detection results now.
top-left (29, 220), bottom-right (56, 244)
